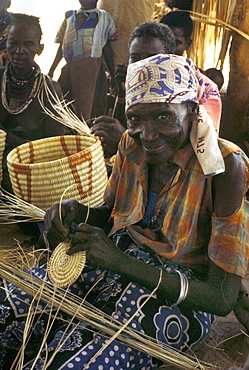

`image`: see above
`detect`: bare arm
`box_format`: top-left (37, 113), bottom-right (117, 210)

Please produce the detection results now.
top-left (68, 223), bottom-right (241, 316)
top-left (113, 63), bottom-right (127, 127)
top-left (212, 152), bottom-right (246, 217)
top-left (102, 40), bottom-right (115, 90)
top-left (48, 44), bottom-right (63, 78)
top-left (233, 280), bottom-right (249, 331)
top-left (45, 152), bottom-right (245, 316)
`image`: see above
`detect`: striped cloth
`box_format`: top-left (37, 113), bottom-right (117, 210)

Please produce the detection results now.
top-left (105, 131), bottom-right (249, 278)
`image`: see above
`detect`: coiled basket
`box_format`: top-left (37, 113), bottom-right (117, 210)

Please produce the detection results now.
top-left (7, 135), bottom-right (108, 211)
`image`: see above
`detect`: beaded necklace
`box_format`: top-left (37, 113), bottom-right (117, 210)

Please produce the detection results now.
top-left (1, 64), bottom-right (43, 115)
top-left (6, 62), bottom-right (40, 94)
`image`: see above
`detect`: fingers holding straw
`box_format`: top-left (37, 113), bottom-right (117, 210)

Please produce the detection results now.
top-left (44, 199), bottom-right (90, 245)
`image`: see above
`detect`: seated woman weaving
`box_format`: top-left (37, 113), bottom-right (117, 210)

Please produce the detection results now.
top-left (0, 54), bottom-right (248, 369)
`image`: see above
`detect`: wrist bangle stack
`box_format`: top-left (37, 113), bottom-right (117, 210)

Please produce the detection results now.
top-left (171, 269), bottom-right (189, 307)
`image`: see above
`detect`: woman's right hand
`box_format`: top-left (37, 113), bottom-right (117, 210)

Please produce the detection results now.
top-left (91, 116), bottom-right (126, 156)
top-left (44, 200), bottom-right (86, 243)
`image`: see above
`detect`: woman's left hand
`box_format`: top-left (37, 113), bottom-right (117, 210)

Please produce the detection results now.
top-left (67, 223), bottom-right (126, 272)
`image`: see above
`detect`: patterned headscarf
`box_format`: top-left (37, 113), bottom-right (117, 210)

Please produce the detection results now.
top-left (125, 54), bottom-right (225, 177)
top-left (125, 54), bottom-right (203, 108)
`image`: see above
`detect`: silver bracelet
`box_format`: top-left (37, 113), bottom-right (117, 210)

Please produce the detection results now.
top-left (171, 269), bottom-right (189, 307)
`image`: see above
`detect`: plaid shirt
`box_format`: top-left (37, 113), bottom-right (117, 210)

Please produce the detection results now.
top-left (104, 131), bottom-right (249, 278)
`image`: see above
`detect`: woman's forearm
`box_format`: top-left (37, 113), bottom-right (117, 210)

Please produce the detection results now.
top-left (114, 254), bottom-right (241, 316)
top-left (48, 44), bottom-right (63, 77)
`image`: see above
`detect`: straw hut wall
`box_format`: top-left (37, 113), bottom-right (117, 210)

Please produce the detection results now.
top-left (220, 0), bottom-right (249, 156)
top-left (155, 0), bottom-right (249, 157)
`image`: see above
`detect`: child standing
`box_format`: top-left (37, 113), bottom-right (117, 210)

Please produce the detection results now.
top-left (48, 0), bottom-right (117, 122)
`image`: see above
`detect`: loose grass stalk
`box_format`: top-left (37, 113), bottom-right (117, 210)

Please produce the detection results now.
top-left (38, 76), bottom-right (91, 136)
top-left (0, 187), bottom-right (45, 224)
top-left (190, 0), bottom-right (239, 70)
top-left (0, 262), bottom-right (215, 369)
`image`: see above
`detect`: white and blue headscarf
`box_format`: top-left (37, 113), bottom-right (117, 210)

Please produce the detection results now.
top-left (125, 54), bottom-right (225, 177)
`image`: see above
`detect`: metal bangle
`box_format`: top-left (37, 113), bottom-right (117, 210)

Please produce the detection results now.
top-left (171, 269), bottom-right (189, 307)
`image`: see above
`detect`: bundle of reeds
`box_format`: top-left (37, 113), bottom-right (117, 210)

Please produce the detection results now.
top-left (0, 261), bottom-right (215, 370)
top-left (0, 188), bottom-right (45, 224)
top-left (39, 75), bottom-right (91, 136)
top-left (189, 0), bottom-right (247, 70)
top-left (0, 242), bottom-right (48, 271)
top-left (153, 1), bottom-right (249, 81)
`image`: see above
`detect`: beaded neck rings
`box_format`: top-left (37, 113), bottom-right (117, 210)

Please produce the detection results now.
top-left (1, 62), bottom-right (43, 115)
top-left (6, 62), bottom-right (40, 94)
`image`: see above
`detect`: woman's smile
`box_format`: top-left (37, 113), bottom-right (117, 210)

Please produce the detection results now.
top-left (126, 102), bottom-right (193, 163)
top-left (142, 140), bottom-right (170, 153)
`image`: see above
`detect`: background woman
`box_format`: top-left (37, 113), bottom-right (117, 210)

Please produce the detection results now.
top-left (0, 13), bottom-right (66, 193)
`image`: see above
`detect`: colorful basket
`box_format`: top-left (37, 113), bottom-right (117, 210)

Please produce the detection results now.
top-left (0, 129), bottom-right (6, 185)
top-left (7, 135), bottom-right (108, 211)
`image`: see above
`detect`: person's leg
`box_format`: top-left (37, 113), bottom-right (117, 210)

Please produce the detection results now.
top-left (69, 58), bottom-right (101, 122)
top-left (24, 330), bottom-right (156, 370)
top-left (90, 60), bottom-right (108, 118)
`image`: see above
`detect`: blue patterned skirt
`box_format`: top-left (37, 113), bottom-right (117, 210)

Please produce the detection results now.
top-left (0, 235), bottom-right (215, 369)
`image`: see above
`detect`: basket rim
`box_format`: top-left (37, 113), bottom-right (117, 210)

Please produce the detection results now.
top-left (7, 134), bottom-right (100, 167)
top-left (0, 129), bottom-right (6, 138)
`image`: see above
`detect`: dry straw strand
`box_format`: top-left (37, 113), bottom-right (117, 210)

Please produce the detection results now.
top-left (38, 75), bottom-right (91, 136)
top-left (0, 187), bottom-right (45, 223)
top-left (189, 0), bottom-right (241, 70)
top-left (0, 262), bottom-right (215, 369)
top-left (82, 268), bottom-right (163, 369)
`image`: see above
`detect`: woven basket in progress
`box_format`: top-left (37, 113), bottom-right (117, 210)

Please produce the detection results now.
top-left (47, 242), bottom-right (86, 288)
top-left (0, 129), bottom-right (6, 184)
top-left (7, 135), bottom-right (108, 210)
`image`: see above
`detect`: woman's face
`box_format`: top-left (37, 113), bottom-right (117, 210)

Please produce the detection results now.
top-left (126, 102), bottom-right (197, 164)
top-left (79, 0), bottom-right (98, 10)
top-left (6, 23), bottom-right (43, 76)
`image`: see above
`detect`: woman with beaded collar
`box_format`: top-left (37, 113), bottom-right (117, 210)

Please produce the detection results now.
top-left (0, 13), bottom-right (66, 193)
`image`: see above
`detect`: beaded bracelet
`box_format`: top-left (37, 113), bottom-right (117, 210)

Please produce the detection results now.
top-left (171, 269), bottom-right (189, 307)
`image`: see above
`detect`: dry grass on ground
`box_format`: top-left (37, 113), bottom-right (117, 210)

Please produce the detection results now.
top-left (0, 224), bottom-right (248, 370)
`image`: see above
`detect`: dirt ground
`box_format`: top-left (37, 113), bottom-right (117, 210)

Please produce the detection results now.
top-left (1, 223), bottom-right (249, 370)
